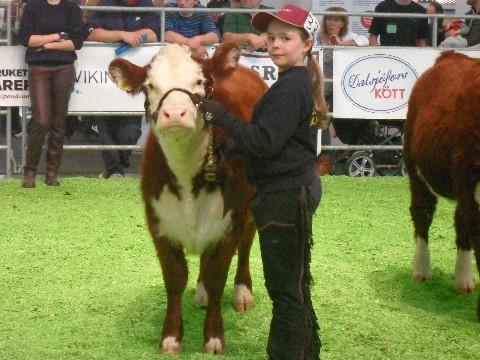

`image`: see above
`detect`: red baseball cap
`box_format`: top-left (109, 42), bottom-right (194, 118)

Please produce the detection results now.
top-left (251, 4), bottom-right (320, 38)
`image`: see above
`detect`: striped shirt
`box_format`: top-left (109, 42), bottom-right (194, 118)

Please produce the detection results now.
top-left (165, 5), bottom-right (219, 38)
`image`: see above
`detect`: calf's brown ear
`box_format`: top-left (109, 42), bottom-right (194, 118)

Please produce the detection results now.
top-left (211, 42), bottom-right (241, 71)
top-left (108, 58), bottom-right (147, 94)
top-left (225, 46), bottom-right (241, 69)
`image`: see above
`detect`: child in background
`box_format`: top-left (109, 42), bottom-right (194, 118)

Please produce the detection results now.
top-left (165, 0), bottom-right (219, 57)
top-left (439, 18), bottom-right (469, 47)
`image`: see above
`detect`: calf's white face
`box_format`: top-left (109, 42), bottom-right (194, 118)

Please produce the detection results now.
top-left (145, 45), bottom-right (206, 134)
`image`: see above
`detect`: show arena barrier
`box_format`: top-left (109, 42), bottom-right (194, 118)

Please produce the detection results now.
top-left (1, 3), bottom-right (480, 177)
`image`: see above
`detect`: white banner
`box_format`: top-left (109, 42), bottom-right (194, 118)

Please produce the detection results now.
top-left (0, 46), bottom-right (323, 111)
top-left (72, 45), bottom-right (160, 112)
top-left (0, 45), bottom-right (160, 110)
top-left (0, 46), bottom-right (29, 107)
top-left (334, 48), bottom-right (437, 119)
top-left (3, 45), bottom-right (480, 118)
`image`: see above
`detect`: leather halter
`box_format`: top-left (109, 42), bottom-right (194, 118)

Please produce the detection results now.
top-left (145, 86), bottom-right (218, 183)
top-left (145, 87), bottom-right (209, 125)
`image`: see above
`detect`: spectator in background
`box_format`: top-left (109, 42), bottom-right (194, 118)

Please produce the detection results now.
top-left (221, 0), bottom-right (271, 51)
top-left (426, 0), bottom-right (445, 46)
top-left (206, 0), bottom-right (240, 37)
top-left (164, 0), bottom-right (219, 57)
top-left (465, 0), bottom-right (480, 46)
top-left (319, 6), bottom-right (369, 46)
top-left (0, 108), bottom-right (22, 138)
top-left (75, 0), bottom-right (99, 23)
top-left (438, 18), bottom-right (469, 47)
top-left (19, 0), bottom-right (85, 188)
top-left (368, 0), bottom-right (429, 47)
top-left (87, 0), bottom-right (159, 179)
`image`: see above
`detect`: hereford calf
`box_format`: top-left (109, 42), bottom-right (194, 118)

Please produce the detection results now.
top-left (108, 43), bottom-right (267, 353)
top-left (404, 51), bottom-right (480, 319)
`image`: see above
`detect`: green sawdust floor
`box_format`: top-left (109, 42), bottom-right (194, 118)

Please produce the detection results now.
top-left (0, 176), bottom-right (478, 359)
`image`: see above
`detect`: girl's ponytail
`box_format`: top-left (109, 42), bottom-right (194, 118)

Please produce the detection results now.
top-left (306, 52), bottom-right (330, 129)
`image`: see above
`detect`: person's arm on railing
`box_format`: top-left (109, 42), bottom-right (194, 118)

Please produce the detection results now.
top-left (88, 28), bottom-right (157, 45)
top-left (368, 34), bottom-right (378, 46)
top-left (222, 32), bottom-right (267, 50)
top-left (187, 32), bottom-right (219, 46)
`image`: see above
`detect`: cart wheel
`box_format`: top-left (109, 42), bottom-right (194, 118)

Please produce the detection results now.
top-left (347, 151), bottom-right (375, 177)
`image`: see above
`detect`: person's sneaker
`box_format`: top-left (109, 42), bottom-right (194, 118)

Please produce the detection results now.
top-left (98, 170), bottom-right (108, 179)
top-left (110, 173), bottom-right (124, 179)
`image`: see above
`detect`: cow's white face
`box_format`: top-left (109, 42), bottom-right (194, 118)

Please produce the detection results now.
top-left (145, 45), bottom-right (206, 136)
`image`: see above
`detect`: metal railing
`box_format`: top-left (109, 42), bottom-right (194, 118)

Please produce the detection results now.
top-left (1, 4), bottom-right (480, 177)
top-left (1, 0), bottom-right (13, 177)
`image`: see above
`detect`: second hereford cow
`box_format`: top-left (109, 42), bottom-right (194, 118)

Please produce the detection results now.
top-left (404, 51), bottom-right (480, 320)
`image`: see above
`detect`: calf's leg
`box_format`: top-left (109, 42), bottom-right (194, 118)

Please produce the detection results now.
top-left (233, 215), bottom-right (255, 312)
top-left (454, 203), bottom-right (474, 294)
top-left (195, 218), bottom-right (255, 313)
top-left (195, 252), bottom-right (208, 307)
top-left (202, 238), bottom-right (238, 354)
top-left (152, 235), bottom-right (188, 354)
top-left (409, 170), bottom-right (438, 281)
top-left (475, 183), bottom-right (480, 320)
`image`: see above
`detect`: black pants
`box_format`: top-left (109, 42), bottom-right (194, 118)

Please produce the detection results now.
top-left (96, 116), bottom-right (141, 177)
top-left (0, 107), bottom-right (21, 135)
top-left (251, 177), bottom-right (322, 360)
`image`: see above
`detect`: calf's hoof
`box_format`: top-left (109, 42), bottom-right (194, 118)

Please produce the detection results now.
top-left (234, 284), bottom-right (254, 312)
top-left (455, 279), bottom-right (475, 294)
top-left (204, 337), bottom-right (224, 354)
top-left (160, 336), bottom-right (181, 355)
top-left (413, 271), bottom-right (432, 281)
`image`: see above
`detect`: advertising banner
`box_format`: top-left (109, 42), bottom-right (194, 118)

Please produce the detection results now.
top-left (333, 48), bottom-right (438, 119)
top-left (0, 45), bottom-right (323, 110)
top-left (0, 46), bottom-right (29, 107)
top-left (0, 45), bottom-right (160, 110)
top-left (2, 45), bottom-right (480, 118)
top-left (238, 48), bottom-right (323, 87)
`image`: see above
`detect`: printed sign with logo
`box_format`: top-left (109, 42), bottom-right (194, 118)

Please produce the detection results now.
top-left (0, 46), bottom-right (29, 107)
top-left (238, 49), bottom-right (323, 88)
top-left (333, 48), bottom-right (437, 119)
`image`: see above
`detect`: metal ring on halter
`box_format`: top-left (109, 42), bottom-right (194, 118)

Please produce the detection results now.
top-left (203, 112), bottom-right (214, 123)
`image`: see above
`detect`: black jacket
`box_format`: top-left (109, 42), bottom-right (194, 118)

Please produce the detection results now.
top-left (217, 66), bottom-right (318, 192)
